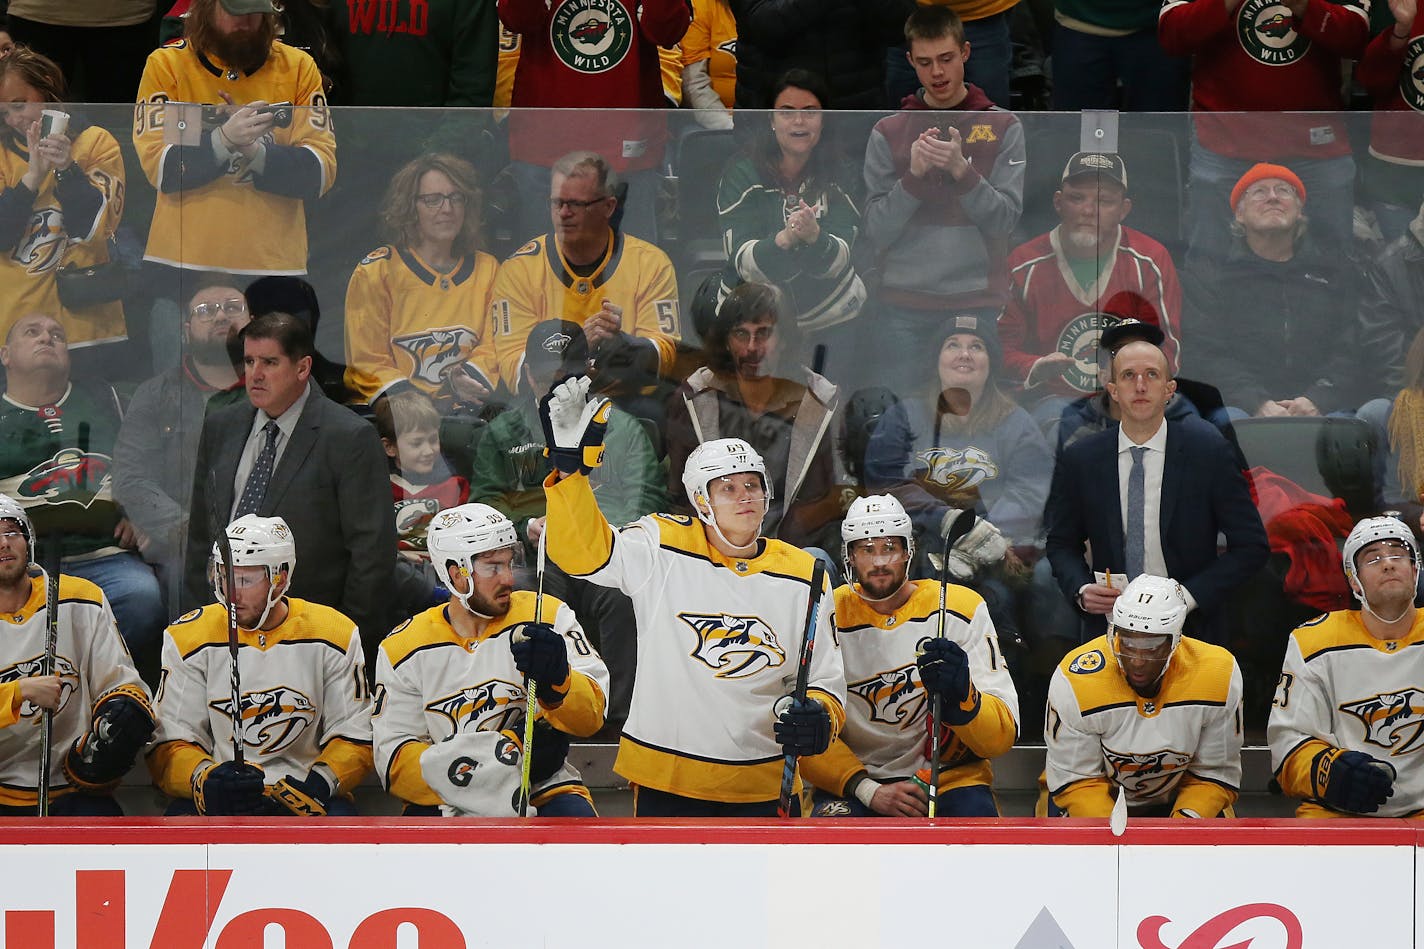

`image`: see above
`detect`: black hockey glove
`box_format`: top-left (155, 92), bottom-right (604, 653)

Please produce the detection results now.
top-left (193, 761), bottom-right (268, 816)
top-left (538, 375), bottom-right (612, 475)
top-left (917, 638), bottom-right (980, 725)
top-left (774, 696), bottom-right (831, 756)
top-left (63, 694), bottom-right (156, 791)
top-left (528, 719), bottom-right (571, 785)
top-left (1314, 748), bottom-right (1395, 814)
top-left (509, 622), bottom-right (571, 706)
top-left (267, 770), bottom-right (332, 817)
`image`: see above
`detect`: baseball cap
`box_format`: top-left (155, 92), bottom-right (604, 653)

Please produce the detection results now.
top-left (1100, 318), bottom-right (1165, 354)
top-left (524, 320), bottom-right (590, 380)
top-left (218, 0), bottom-right (276, 14)
top-left (1061, 152), bottom-right (1128, 190)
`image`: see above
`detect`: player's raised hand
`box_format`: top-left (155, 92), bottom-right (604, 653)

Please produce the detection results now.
top-left (538, 374), bottom-right (612, 475)
top-left (1315, 748), bottom-right (1395, 814)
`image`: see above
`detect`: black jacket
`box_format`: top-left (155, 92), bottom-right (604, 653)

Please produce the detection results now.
top-left (1359, 225), bottom-right (1424, 400)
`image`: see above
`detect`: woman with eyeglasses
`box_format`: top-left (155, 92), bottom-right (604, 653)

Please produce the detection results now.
top-left (344, 152), bottom-right (500, 410)
top-left (0, 46), bottom-right (127, 354)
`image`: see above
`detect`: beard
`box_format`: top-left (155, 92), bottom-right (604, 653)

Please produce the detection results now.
top-left (208, 25), bottom-right (272, 75)
top-left (1061, 227), bottom-right (1101, 254)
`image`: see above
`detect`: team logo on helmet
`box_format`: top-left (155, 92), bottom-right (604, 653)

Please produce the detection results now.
top-left (426, 679), bottom-right (525, 733)
top-left (393, 327), bottom-right (479, 387)
top-left (12, 208), bottom-right (65, 274)
top-left (848, 664), bottom-right (926, 728)
top-left (1055, 312), bottom-right (1122, 393)
top-left (1069, 650), bottom-right (1105, 674)
top-left (917, 446), bottom-right (998, 492)
top-left (551, 0), bottom-right (633, 75)
top-left (1102, 745), bottom-right (1193, 800)
top-left (679, 612), bottom-right (785, 678)
top-left (0, 655), bottom-right (79, 717)
top-left (1236, 0), bottom-right (1311, 65)
top-left (1340, 688), bottom-right (1424, 756)
top-left (211, 687), bottom-right (316, 755)
top-left (16, 449), bottom-right (113, 510)
top-left (1402, 38), bottom-right (1424, 112)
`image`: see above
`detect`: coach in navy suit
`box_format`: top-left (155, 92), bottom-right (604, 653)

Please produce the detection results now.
top-left (1045, 338), bottom-right (1267, 644)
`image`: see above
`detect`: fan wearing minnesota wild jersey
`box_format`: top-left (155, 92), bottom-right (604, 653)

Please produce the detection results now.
top-left (800, 495), bottom-right (1018, 817)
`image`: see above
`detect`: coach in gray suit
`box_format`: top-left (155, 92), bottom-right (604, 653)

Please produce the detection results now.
top-left (184, 312), bottom-right (396, 651)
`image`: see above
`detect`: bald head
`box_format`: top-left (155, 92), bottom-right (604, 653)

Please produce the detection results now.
top-left (1110, 340), bottom-right (1169, 382)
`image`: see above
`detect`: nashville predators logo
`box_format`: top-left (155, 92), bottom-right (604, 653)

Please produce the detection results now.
top-left (1102, 745), bottom-right (1193, 800)
top-left (1237, 0), bottom-right (1311, 65)
top-left (16, 449), bottom-right (113, 510)
top-left (1055, 312), bottom-right (1122, 393)
top-left (393, 327), bottom-right (479, 387)
top-left (551, 0), bottom-right (633, 75)
top-left (1069, 650), bottom-right (1105, 675)
top-left (1402, 38), bottom-right (1424, 112)
top-left (917, 446), bottom-right (998, 492)
top-left (848, 664), bottom-right (925, 728)
top-left (717, 38), bottom-right (738, 58)
top-left (0, 655), bottom-right (79, 718)
top-left (426, 679), bottom-right (525, 733)
top-left (1340, 688), bottom-right (1424, 756)
top-left (680, 612), bottom-right (785, 678)
top-left (211, 687), bottom-right (315, 755)
top-left (12, 208), bottom-right (65, 273)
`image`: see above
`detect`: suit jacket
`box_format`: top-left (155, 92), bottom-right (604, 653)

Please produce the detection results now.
top-left (184, 383), bottom-right (397, 650)
top-left (1045, 417), bottom-right (1268, 644)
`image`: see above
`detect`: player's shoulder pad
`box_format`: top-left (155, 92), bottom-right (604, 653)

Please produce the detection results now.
top-left (381, 607), bottom-right (458, 667)
top-left (1061, 637), bottom-right (1111, 677)
top-left (160, 38), bottom-right (188, 49)
top-left (507, 238), bottom-right (542, 260)
top-left (1159, 638), bottom-right (1236, 703)
top-left (1290, 610), bottom-right (1364, 662)
top-left (57, 574), bottom-right (106, 607)
top-left (359, 245), bottom-right (393, 266)
top-left (901, 580), bottom-right (978, 625)
top-left (166, 603), bottom-right (232, 656)
top-left (502, 590), bottom-right (570, 627)
top-left (284, 599), bottom-right (360, 649)
top-left (757, 538), bottom-right (819, 581)
top-left (170, 608), bottom-right (205, 627)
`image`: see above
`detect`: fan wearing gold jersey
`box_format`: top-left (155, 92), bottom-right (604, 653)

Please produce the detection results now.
top-left (802, 494), bottom-right (1018, 817)
top-left (344, 153), bottom-right (500, 407)
top-left (489, 151), bottom-right (680, 395)
top-left (1046, 574), bottom-right (1243, 818)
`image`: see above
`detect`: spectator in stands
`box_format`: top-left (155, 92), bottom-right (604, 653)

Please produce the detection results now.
top-left (4, 1), bottom-right (156, 103)
top-left (667, 282), bottom-right (842, 554)
top-left (681, 0), bottom-right (737, 129)
top-left (0, 47), bottom-right (129, 358)
top-left (1001, 152), bottom-right (1182, 433)
top-left (1158, 0), bottom-right (1369, 256)
top-left (489, 151), bottom-right (681, 403)
top-left (1360, 199), bottom-right (1424, 408)
top-left (324, 0), bottom-right (497, 107)
top-left (0, 17), bottom-right (13, 59)
top-left (863, 6), bottom-right (1024, 392)
top-left (1183, 164), bottom-right (1363, 419)
top-left (134, 0), bottom-right (336, 372)
top-left (1047, 0), bottom-right (1189, 110)
top-left (472, 320), bottom-right (664, 728)
top-left (713, 69), bottom-right (865, 380)
top-left (497, 0), bottom-right (688, 240)
top-left (185, 313), bottom-right (396, 656)
top-left (885, 0), bottom-right (1017, 109)
top-left (114, 274), bottom-right (250, 612)
top-left (1356, 1), bottom-right (1424, 244)
top-left (730, 0), bottom-right (916, 110)
top-left (245, 274), bottom-right (354, 404)
top-left (161, 0), bottom-right (341, 85)
top-left (1382, 326), bottom-right (1424, 536)
top-left (344, 153), bottom-right (500, 408)
top-left (0, 313), bottom-right (167, 659)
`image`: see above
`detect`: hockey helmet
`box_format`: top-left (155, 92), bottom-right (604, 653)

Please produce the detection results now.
top-left (211, 514), bottom-right (296, 631)
top-left (1343, 516), bottom-right (1420, 597)
top-left (682, 438), bottom-right (772, 522)
top-left (427, 503), bottom-right (522, 615)
top-left (841, 494), bottom-right (914, 585)
top-left (1109, 575), bottom-right (1189, 683)
top-left (0, 493), bottom-right (34, 558)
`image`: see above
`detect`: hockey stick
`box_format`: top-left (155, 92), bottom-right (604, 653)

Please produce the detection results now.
top-left (778, 559), bottom-right (827, 819)
top-left (210, 472), bottom-right (244, 767)
top-left (36, 533), bottom-right (61, 817)
top-left (928, 510), bottom-right (977, 819)
top-left (517, 529), bottom-right (547, 817)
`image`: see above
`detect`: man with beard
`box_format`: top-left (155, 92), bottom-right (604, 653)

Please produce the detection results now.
top-left (1270, 517), bottom-right (1424, 818)
top-left (801, 494), bottom-right (1018, 817)
top-left (1000, 153), bottom-right (1182, 432)
top-left (133, 0), bottom-right (336, 365)
top-left (373, 503), bottom-right (610, 816)
top-left (114, 274), bottom-right (251, 611)
top-left (1045, 574), bottom-right (1242, 817)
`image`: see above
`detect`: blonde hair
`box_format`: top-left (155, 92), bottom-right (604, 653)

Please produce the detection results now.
top-left (1390, 328), bottom-right (1424, 502)
top-left (373, 390), bottom-right (441, 443)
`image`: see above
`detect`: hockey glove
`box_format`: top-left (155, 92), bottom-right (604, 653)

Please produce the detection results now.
top-left (509, 622), bottom-right (571, 706)
top-left (267, 770), bottom-right (332, 817)
top-left (917, 638), bottom-right (980, 724)
top-left (63, 694), bottom-right (156, 791)
top-left (937, 511), bottom-right (1010, 580)
top-left (538, 375), bottom-right (612, 475)
top-left (192, 761), bottom-right (268, 816)
top-left (773, 696), bottom-right (831, 756)
top-left (1314, 748), bottom-right (1395, 814)
top-left (529, 719), bottom-right (572, 785)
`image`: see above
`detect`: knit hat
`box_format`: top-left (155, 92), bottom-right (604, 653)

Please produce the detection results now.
top-left (941, 311), bottom-right (1002, 369)
top-left (1230, 163), bottom-right (1306, 212)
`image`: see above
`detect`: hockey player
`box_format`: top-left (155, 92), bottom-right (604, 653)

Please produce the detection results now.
top-left (802, 495), bottom-right (1018, 817)
top-left (373, 503), bottom-right (609, 816)
top-left (541, 375), bottom-right (846, 817)
top-left (1045, 574), bottom-right (1243, 817)
top-left (147, 515), bottom-right (372, 816)
top-left (0, 494), bottom-right (154, 816)
top-left (1270, 516), bottom-right (1424, 818)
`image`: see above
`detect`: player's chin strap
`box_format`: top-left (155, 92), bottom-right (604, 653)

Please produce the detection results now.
top-left (852, 576), bottom-right (911, 604)
top-left (697, 496), bottom-right (764, 558)
top-left (1355, 569), bottom-right (1419, 626)
top-left (450, 578), bottom-right (497, 621)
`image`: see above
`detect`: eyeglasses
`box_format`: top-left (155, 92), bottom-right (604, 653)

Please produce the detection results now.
top-left (1241, 184), bottom-right (1298, 203)
top-left (549, 196), bottom-right (611, 212)
top-left (190, 299), bottom-right (247, 322)
top-left (729, 326), bottom-right (776, 345)
top-left (416, 192), bottom-right (467, 210)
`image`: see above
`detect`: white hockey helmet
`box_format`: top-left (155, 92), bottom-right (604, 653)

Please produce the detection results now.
top-left (0, 493), bottom-right (34, 559)
top-left (1109, 575), bottom-right (1189, 684)
top-left (427, 503), bottom-right (521, 615)
top-left (841, 494), bottom-right (914, 583)
top-left (682, 438), bottom-right (772, 522)
top-left (1343, 516), bottom-right (1420, 597)
top-left (211, 514), bottom-right (296, 631)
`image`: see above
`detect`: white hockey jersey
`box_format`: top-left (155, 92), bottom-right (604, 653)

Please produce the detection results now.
top-left (146, 599), bottom-right (372, 799)
top-left (373, 591), bottom-right (609, 812)
top-left (1046, 635), bottom-right (1243, 817)
top-left (1270, 610), bottom-right (1424, 818)
top-left (0, 570), bottom-right (150, 808)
